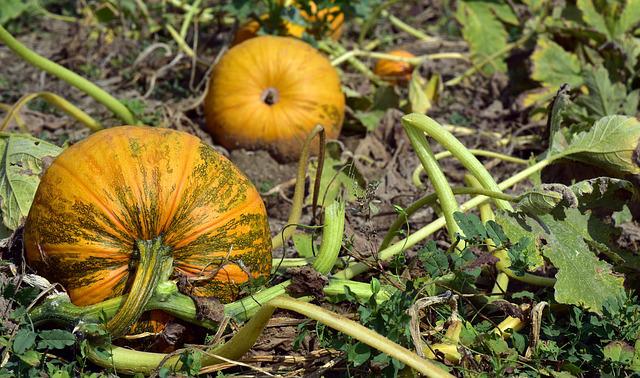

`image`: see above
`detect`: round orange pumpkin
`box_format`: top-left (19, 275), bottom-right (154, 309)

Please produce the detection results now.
top-left (232, 2), bottom-right (344, 45)
top-left (204, 36), bottom-right (345, 162)
top-left (24, 126), bottom-right (272, 307)
top-left (374, 50), bottom-right (416, 84)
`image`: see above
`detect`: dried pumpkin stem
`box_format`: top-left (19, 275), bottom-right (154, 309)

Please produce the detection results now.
top-left (272, 125), bottom-right (325, 250)
top-left (106, 237), bottom-right (173, 338)
top-left (0, 25), bottom-right (136, 125)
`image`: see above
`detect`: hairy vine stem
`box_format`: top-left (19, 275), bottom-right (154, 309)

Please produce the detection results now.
top-left (0, 25), bottom-right (136, 124)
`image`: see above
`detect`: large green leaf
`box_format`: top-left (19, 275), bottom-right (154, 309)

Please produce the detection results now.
top-left (577, 0), bottom-right (640, 40)
top-left (531, 38), bottom-right (583, 88)
top-left (569, 177), bottom-right (637, 213)
top-left (576, 66), bottom-right (629, 118)
top-left (37, 329), bottom-right (76, 350)
top-left (551, 115), bottom-right (640, 176)
top-left (488, 1), bottom-right (519, 25)
top-left (456, 0), bottom-right (509, 75)
top-left (0, 0), bottom-right (32, 25)
top-left (496, 207), bottom-right (626, 314)
top-left (494, 213), bottom-right (544, 269)
top-left (618, 0), bottom-right (640, 37)
top-left (576, 0), bottom-right (611, 37)
top-left (0, 133), bottom-right (62, 231)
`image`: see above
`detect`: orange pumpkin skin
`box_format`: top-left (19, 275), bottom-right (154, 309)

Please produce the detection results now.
top-left (374, 50), bottom-right (416, 84)
top-left (24, 126), bottom-right (272, 306)
top-left (205, 36), bottom-right (345, 162)
top-left (232, 2), bottom-right (343, 45)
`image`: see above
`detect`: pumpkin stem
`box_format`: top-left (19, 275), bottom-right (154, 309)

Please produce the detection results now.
top-left (260, 87), bottom-right (280, 105)
top-left (106, 237), bottom-right (173, 338)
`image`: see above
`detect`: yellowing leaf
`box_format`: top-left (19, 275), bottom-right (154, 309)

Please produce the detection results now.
top-left (409, 70), bottom-right (431, 114)
top-left (577, 0), bottom-right (611, 37)
top-left (0, 134), bottom-right (62, 230)
top-left (552, 115), bottom-right (640, 176)
top-left (531, 38), bottom-right (583, 88)
top-left (456, 0), bottom-right (508, 75)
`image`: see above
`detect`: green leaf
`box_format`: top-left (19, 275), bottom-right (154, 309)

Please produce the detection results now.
top-left (489, 2), bottom-right (519, 25)
top-left (507, 236), bottom-right (539, 274)
top-left (618, 0), bottom-right (640, 37)
top-left (0, 0), bottom-right (32, 24)
top-left (37, 329), bottom-right (76, 350)
top-left (495, 214), bottom-right (544, 269)
top-left (621, 36), bottom-right (640, 73)
top-left (612, 205), bottom-right (633, 226)
top-left (17, 350), bottom-right (41, 367)
top-left (498, 207), bottom-right (626, 314)
top-left (552, 115), bottom-right (640, 176)
top-left (603, 341), bottom-right (634, 364)
top-left (523, 0), bottom-right (546, 11)
top-left (485, 220), bottom-right (508, 247)
top-left (13, 329), bottom-right (37, 354)
top-left (516, 186), bottom-right (565, 215)
top-left (531, 38), bottom-right (583, 88)
top-left (292, 233), bottom-right (315, 259)
top-left (372, 85), bottom-right (400, 110)
top-left (347, 342), bottom-right (371, 367)
top-left (547, 85), bottom-right (572, 152)
top-left (0, 134), bottom-right (62, 230)
top-left (353, 110), bottom-right (385, 131)
top-left (453, 212), bottom-right (486, 240)
top-left (575, 66), bottom-right (627, 118)
top-left (622, 89), bottom-right (640, 116)
top-left (576, 0), bottom-right (611, 37)
top-left (631, 339), bottom-right (640, 372)
top-left (456, 0), bottom-right (509, 74)
top-left (409, 70), bottom-right (431, 114)
top-left (418, 241), bottom-right (449, 277)
top-left (568, 177), bottom-right (636, 213)
top-left (50, 370), bottom-right (71, 378)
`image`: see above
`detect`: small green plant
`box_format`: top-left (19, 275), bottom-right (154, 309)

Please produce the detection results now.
top-left (316, 280), bottom-right (419, 377)
top-left (0, 271), bottom-right (83, 377)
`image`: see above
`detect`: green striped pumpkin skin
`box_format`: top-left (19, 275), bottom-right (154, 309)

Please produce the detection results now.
top-left (24, 126), bottom-right (272, 306)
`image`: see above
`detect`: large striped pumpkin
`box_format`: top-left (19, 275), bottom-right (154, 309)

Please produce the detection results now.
top-left (24, 126), bottom-right (272, 308)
